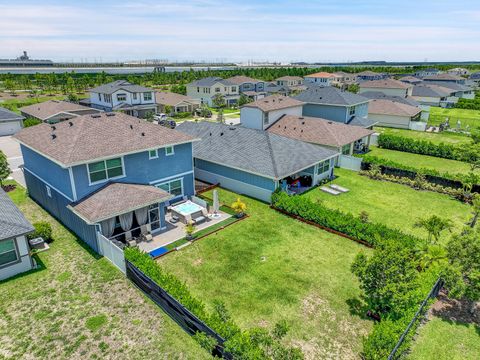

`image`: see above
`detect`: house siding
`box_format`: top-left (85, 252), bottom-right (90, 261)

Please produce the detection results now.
top-left (302, 104), bottom-right (348, 122)
top-left (368, 113), bottom-right (411, 129)
top-left (0, 236), bottom-right (33, 281)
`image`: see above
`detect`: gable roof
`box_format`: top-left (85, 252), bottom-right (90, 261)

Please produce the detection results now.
top-left (19, 100), bottom-right (96, 121)
top-left (347, 116), bottom-right (378, 128)
top-left (412, 84), bottom-right (452, 97)
top-left (188, 77), bottom-right (235, 87)
top-left (0, 107), bottom-right (24, 122)
top-left (294, 86), bottom-right (369, 106)
top-left (422, 81), bottom-right (471, 92)
top-left (423, 73), bottom-right (464, 81)
top-left (177, 121), bottom-right (338, 180)
top-left (155, 91), bottom-right (198, 106)
top-left (242, 94), bottom-right (305, 112)
top-left (305, 72), bottom-right (336, 79)
top-left (14, 112), bottom-right (196, 167)
top-left (360, 91), bottom-right (420, 106)
top-left (267, 115), bottom-right (374, 148)
top-left (0, 188), bottom-right (34, 241)
top-left (360, 78), bottom-right (412, 90)
top-left (226, 75), bottom-right (263, 85)
top-left (69, 182), bottom-right (173, 223)
top-left (89, 80), bottom-right (152, 94)
top-left (368, 98), bottom-right (422, 117)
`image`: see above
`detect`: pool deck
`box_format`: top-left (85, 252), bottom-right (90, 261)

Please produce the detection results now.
top-left (138, 210), bottom-right (231, 253)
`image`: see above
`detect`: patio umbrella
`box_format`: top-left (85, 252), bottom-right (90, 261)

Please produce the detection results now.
top-left (212, 190), bottom-right (221, 218)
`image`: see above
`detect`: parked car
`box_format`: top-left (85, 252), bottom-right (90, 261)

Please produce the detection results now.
top-left (195, 108), bottom-right (212, 118)
top-left (154, 113), bottom-right (167, 121)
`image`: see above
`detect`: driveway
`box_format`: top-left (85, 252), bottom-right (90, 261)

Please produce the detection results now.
top-left (0, 135), bottom-right (25, 187)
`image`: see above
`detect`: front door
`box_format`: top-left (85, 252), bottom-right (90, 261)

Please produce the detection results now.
top-left (149, 204), bottom-right (161, 233)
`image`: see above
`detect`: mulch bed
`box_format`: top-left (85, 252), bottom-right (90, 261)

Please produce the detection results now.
top-left (1, 184), bottom-right (16, 193)
top-left (430, 291), bottom-right (479, 326)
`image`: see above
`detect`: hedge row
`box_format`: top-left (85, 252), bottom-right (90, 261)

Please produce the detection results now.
top-left (377, 133), bottom-right (461, 160)
top-left (124, 247), bottom-right (303, 359)
top-left (271, 190), bottom-right (419, 248)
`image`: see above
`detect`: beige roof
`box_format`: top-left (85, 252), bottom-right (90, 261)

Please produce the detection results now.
top-left (368, 99), bottom-right (422, 117)
top-left (14, 112), bottom-right (196, 167)
top-left (360, 78), bottom-right (413, 90)
top-left (424, 73), bottom-right (463, 81)
top-left (267, 115), bottom-right (374, 147)
top-left (155, 91), bottom-right (198, 106)
top-left (276, 76), bottom-right (303, 81)
top-left (226, 75), bottom-right (263, 85)
top-left (305, 72), bottom-right (336, 78)
top-left (19, 100), bottom-right (96, 121)
top-left (69, 183), bottom-right (173, 223)
top-left (242, 94), bottom-right (305, 112)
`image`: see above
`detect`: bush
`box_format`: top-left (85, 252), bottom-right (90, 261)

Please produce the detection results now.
top-left (172, 111), bottom-right (191, 119)
top-left (27, 221), bottom-right (53, 243)
top-left (23, 118), bottom-right (42, 128)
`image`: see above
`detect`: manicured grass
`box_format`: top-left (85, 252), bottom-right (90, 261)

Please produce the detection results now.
top-left (374, 126), bottom-right (472, 145)
top-left (0, 95), bottom-right (66, 113)
top-left (409, 317), bottom-right (480, 360)
top-left (160, 188), bottom-right (372, 359)
top-left (429, 107), bottom-right (480, 129)
top-left (0, 182), bottom-right (208, 359)
top-left (368, 146), bottom-right (474, 175)
top-left (303, 168), bottom-right (472, 243)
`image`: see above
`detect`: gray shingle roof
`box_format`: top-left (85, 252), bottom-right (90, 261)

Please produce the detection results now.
top-left (177, 121), bottom-right (338, 180)
top-left (0, 107), bottom-right (24, 123)
top-left (412, 85), bottom-right (451, 97)
top-left (188, 77), bottom-right (235, 87)
top-left (360, 91), bottom-right (420, 107)
top-left (89, 80), bottom-right (153, 94)
top-left (347, 116), bottom-right (378, 128)
top-left (294, 86), bottom-right (369, 106)
top-left (0, 188), bottom-right (34, 241)
top-left (422, 81), bottom-right (472, 92)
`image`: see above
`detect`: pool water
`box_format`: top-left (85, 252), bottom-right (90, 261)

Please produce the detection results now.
top-left (172, 201), bottom-right (203, 215)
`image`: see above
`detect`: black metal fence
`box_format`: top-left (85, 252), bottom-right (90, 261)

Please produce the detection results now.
top-left (387, 277), bottom-right (444, 360)
top-left (125, 260), bottom-right (232, 359)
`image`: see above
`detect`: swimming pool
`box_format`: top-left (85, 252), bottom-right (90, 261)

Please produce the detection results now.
top-left (171, 200), bottom-right (204, 216)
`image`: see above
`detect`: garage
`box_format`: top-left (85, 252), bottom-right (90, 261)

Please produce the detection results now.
top-left (0, 107), bottom-right (24, 136)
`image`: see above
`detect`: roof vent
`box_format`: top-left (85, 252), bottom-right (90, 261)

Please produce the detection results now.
top-left (91, 114), bottom-right (101, 118)
top-left (328, 121), bottom-right (332, 124)
top-left (68, 121), bottom-right (73, 127)
top-left (220, 132), bottom-right (224, 136)
top-left (299, 117), bottom-right (304, 119)
top-left (141, 132), bottom-right (145, 136)
top-left (51, 134), bottom-right (56, 140)
top-left (51, 125), bottom-right (56, 131)
top-left (293, 127), bottom-right (296, 130)
top-left (106, 112), bottom-right (116, 117)
top-left (302, 121), bottom-right (305, 125)
top-left (209, 132), bottom-right (212, 136)
top-left (301, 129), bottom-right (303, 133)
top-left (130, 124), bottom-right (133, 129)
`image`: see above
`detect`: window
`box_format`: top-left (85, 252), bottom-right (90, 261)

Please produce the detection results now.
top-left (165, 146), bottom-right (174, 156)
top-left (263, 112), bottom-right (269, 125)
top-left (349, 107), bottom-right (356, 116)
top-left (342, 144), bottom-right (351, 155)
top-left (316, 160), bottom-right (330, 175)
top-left (143, 92), bottom-right (152, 101)
top-left (133, 93), bottom-right (138, 100)
top-left (0, 239), bottom-right (18, 267)
top-left (98, 93), bottom-right (101, 101)
top-left (197, 87), bottom-right (200, 92)
top-left (46, 185), bottom-right (52, 198)
top-left (104, 94), bottom-right (112, 103)
top-left (215, 87), bottom-right (220, 93)
top-left (232, 86), bottom-right (237, 92)
top-left (149, 149), bottom-right (158, 159)
top-left (117, 93), bottom-right (127, 102)
top-left (157, 179), bottom-right (183, 197)
top-left (88, 157), bottom-right (124, 184)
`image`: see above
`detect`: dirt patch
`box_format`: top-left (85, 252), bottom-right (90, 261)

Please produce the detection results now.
top-left (192, 258), bottom-right (203, 266)
top-left (1, 184), bottom-right (16, 193)
top-left (430, 292), bottom-right (480, 325)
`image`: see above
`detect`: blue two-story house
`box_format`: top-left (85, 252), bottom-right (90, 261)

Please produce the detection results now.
top-left (14, 112), bottom-right (196, 252)
top-left (226, 75), bottom-right (266, 100)
top-left (294, 86), bottom-right (377, 129)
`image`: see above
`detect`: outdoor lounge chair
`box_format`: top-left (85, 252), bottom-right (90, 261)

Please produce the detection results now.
top-left (193, 214), bottom-right (207, 224)
top-left (320, 186), bottom-right (341, 195)
top-left (329, 184), bottom-right (349, 193)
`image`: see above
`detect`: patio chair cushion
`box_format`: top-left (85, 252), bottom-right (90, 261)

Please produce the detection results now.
top-left (193, 215), bottom-right (206, 224)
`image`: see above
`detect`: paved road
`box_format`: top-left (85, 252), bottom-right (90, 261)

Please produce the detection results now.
top-left (0, 135), bottom-right (25, 187)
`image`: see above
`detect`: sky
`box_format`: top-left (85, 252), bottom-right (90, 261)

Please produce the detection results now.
top-left (1, 0), bottom-right (480, 63)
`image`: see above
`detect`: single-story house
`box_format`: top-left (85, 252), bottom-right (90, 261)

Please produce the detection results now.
top-left (19, 100), bottom-right (102, 124)
top-left (367, 98), bottom-right (423, 129)
top-left (361, 91), bottom-right (429, 121)
top-left (266, 115), bottom-right (374, 156)
top-left (177, 121), bottom-right (339, 202)
top-left (0, 188), bottom-right (35, 281)
top-left (155, 91), bottom-right (200, 115)
top-left (411, 84), bottom-right (453, 107)
top-left (0, 107), bottom-right (25, 136)
top-left (359, 78), bottom-right (413, 97)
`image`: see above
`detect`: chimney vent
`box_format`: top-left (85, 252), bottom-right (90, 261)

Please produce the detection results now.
top-left (51, 125), bottom-right (56, 131)
top-left (51, 134), bottom-right (56, 140)
top-left (141, 132), bottom-right (145, 136)
top-left (130, 124), bottom-right (133, 129)
top-left (68, 121), bottom-right (73, 127)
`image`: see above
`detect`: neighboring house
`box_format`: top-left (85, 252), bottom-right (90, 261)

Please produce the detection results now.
top-left (470, 72), bottom-right (480, 87)
top-left (423, 81), bottom-right (475, 100)
top-left (400, 76), bottom-right (423, 85)
top-left (276, 76), bottom-right (304, 87)
top-left (14, 112), bottom-right (197, 252)
top-left (423, 73), bottom-right (466, 85)
top-left (186, 77), bottom-right (239, 107)
top-left (367, 98), bottom-right (423, 130)
top-left (304, 72), bottom-right (336, 86)
top-left (414, 68), bottom-right (440, 78)
top-left (240, 95), bottom-right (304, 130)
top-left (155, 92), bottom-right (200, 115)
top-left (447, 67), bottom-right (470, 76)
top-left (266, 115), bottom-right (374, 156)
top-left (361, 91), bottom-right (429, 121)
top-left (264, 82), bottom-right (306, 96)
top-left (332, 71), bottom-right (358, 85)
top-left (177, 121), bottom-right (338, 202)
top-left (88, 80), bottom-right (157, 118)
top-left (356, 71), bottom-right (387, 81)
top-left (293, 86), bottom-right (377, 128)
top-left (0, 107), bottom-right (24, 136)
top-left (0, 188), bottom-right (35, 281)
top-left (19, 100), bottom-right (101, 124)
top-left (226, 75), bottom-right (266, 100)
top-left (359, 78), bottom-right (413, 97)
top-left (411, 84), bottom-right (453, 107)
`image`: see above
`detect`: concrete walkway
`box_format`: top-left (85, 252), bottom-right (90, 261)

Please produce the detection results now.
top-left (0, 135), bottom-right (25, 187)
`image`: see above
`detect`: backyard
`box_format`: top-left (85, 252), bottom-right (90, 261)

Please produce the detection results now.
top-left (367, 146), bottom-right (474, 175)
top-left (429, 107), bottom-right (480, 129)
top-left (159, 188), bottom-right (373, 359)
top-left (373, 126), bottom-right (473, 145)
top-left (0, 182), bottom-right (208, 360)
top-left (302, 168), bottom-right (472, 243)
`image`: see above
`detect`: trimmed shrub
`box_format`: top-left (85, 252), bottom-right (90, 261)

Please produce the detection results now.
top-left (23, 118), bottom-right (42, 128)
top-left (27, 221), bottom-right (53, 243)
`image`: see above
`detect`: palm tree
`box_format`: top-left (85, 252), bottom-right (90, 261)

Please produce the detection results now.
top-left (414, 215), bottom-right (453, 247)
top-left (419, 245), bottom-right (447, 270)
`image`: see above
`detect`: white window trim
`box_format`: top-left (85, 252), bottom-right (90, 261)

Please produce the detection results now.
top-left (165, 146), bottom-right (175, 156)
top-left (155, 177), bottom-right (184, 198)
top-left (149, 149), bottom-right (158, 159)
top-left (86, 156), bottom-right (126, 186)
top-left (46, 185), bottom-right (52, 198)
top-left (0, 238), bottom-right (19, 268)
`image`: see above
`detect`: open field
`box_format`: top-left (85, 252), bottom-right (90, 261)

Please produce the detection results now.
top-left (303, 168), bottom-right (472, 243)
top-left (367, 146), bottom-right (474, 175)
top-left (374, 126), bottom-right (473, 145)
top-left (0, 182), bottom-right (208, 360)
top-left (159, 188), bottom-right (372, 359)
top-left (429, 107), bottom-right (480, 129)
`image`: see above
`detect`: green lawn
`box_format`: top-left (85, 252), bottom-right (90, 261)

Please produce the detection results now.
top-left (368, 146), bottom-right (474, 175)
top-left (160, 188), bottom-right (372, 359)
top-left (0, 183), bottom-right (208, 360)
top-left (409, 317), bottom-right (480, 360)
top-left (303, 168), bottom-right (472, 243)
top-left (374, 126), bottom-right (473, 145)
top-left (429, 107), bottom-right (480, 129)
